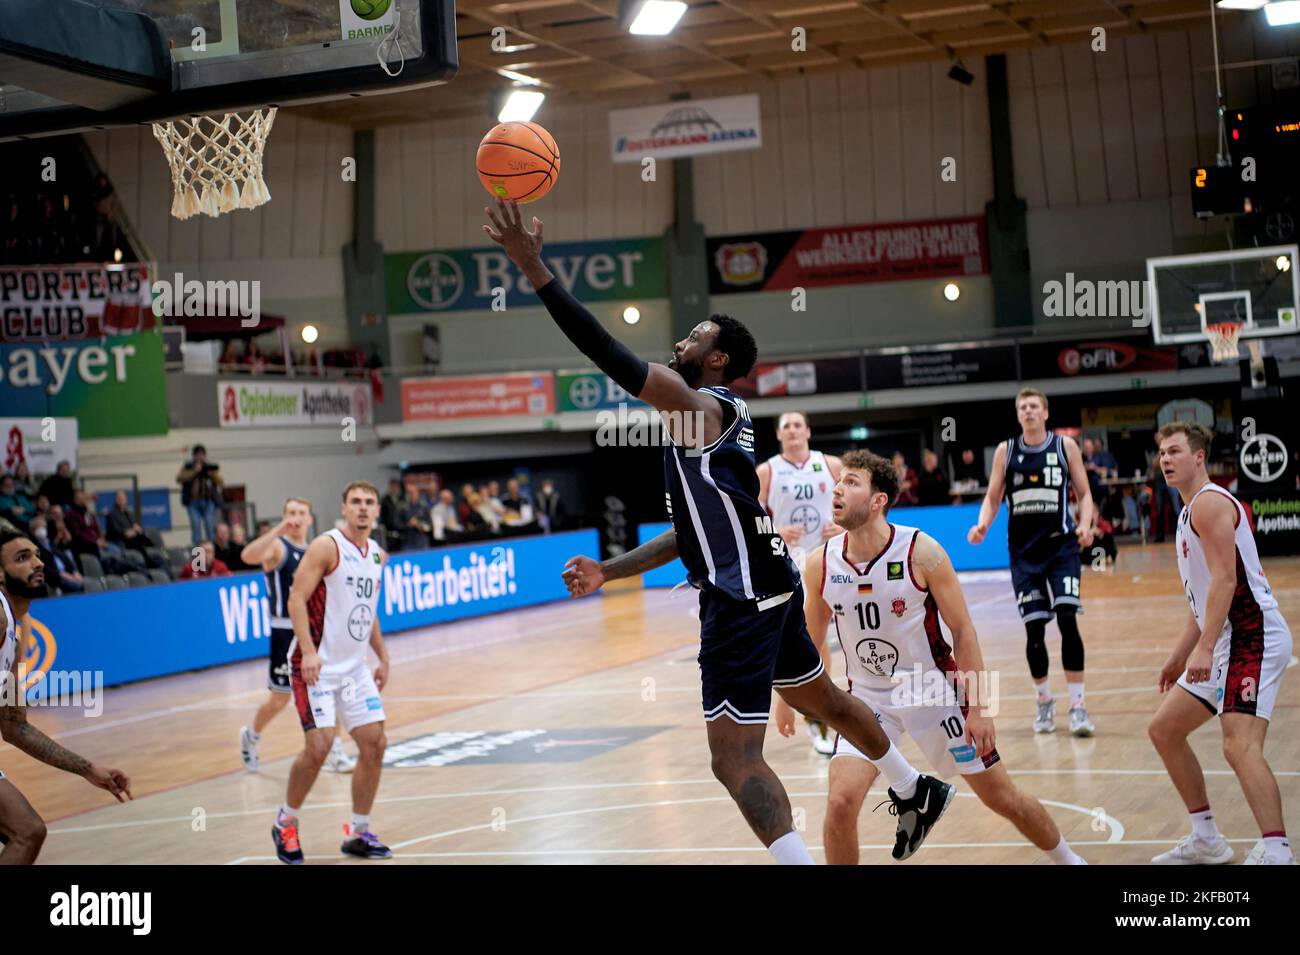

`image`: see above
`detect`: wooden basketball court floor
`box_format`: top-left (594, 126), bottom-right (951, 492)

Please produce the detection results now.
top-left (7, 544), bottom-right (1297, 865)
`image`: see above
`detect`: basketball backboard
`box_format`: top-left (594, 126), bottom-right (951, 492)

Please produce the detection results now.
top-left (0, 0), bottom-right (457, 140)
top-left (1147, 244), bottom-right (1299, 346)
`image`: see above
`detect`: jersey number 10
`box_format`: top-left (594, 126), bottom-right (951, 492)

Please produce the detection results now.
top-left (854, 601), bottom-right (881, 630)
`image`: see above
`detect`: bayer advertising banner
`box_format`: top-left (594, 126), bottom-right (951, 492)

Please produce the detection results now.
top-left (19, 530), bottom-right (596, 693)
top-left (637, 504), bottom-right (1009, 589)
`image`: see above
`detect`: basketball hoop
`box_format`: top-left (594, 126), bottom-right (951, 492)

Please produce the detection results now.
top-left (151, 108), bottom-right (277, 220)
top-left (1205, 321), bottom-right (1243, 363)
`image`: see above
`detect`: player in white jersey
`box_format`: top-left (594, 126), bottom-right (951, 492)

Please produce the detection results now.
top-left (1147, 422), bottom-right (1295, 866)
top-left (807, 452), bottom-right (1086, 864)
top-left (271, 481), bottom-right (392, 865)
top-left (238, 497), bottom-right (356, 774)
top-left (759, 411), bottom-right (843, 755)
top-left (0, 529), bottom-right (132, 864)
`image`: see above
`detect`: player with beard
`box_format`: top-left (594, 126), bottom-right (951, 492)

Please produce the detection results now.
top-left (0, 529), bottom-right (132, 864)
top-left (484, 198), bottom-right (956, 864)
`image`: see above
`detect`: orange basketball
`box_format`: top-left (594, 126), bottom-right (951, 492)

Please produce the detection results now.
top-left (476, 121), bottom-right (560, 204)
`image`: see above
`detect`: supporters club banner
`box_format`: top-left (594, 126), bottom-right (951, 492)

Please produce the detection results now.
top-left (385, 238), bottom-right (665, 314)
top-left (217, 380), bottom-right (374, 428)
top-left (15, 531), bottom-right (597, 692)
top-left (708, 216), bottom-right (989, 295)
top-left (0, 331), bottom-right (167, 437)
top-left (609, 94), bottom-right (761, 163)
top-left (2, 417), bottom-right (78, 473)
top-left (0, 264), bottom-right (155, 341)
top-left (402, 372), bottom-right (555, 422)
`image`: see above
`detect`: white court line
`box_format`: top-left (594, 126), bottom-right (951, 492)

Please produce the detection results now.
top-left (47, 768), bottom-right (1300, 837)
top-left (224, 836), bottom-right (1267, 863)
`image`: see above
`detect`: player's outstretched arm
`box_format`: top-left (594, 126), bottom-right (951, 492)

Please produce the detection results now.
top-left (1185, 493), bottom-right (1238, 683)
top-left (911, 533), bottom-right (995, 755)
top-left (0, 619), bottom-right (131, 801)
top-left (562, 529), bottom-right (679, 598)
top-left (483, 199), bottom-right (710, 418)
top-left (288, 535), bottom-right (335, 685)
top-left (968, 443), bottom-right (1005, 544)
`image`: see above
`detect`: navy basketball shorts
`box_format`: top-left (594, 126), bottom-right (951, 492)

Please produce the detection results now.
top-left (697, 582), bottom-right (825, 724)
top-left (1010, 541), bottom-right (1082, 623)
top-left (268, 627), bottom-right (294, 694)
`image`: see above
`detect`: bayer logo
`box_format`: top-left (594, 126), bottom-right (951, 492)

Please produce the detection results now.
top-left (1240, 433), bottom-right (1288, 484)
top-left (568, 375), bottom-right (603, 410)
top-left (348, 604), bottom-right (375, 642)
top-left (407, 253), bottom-right (464, 310)
top-left (790, 504), bottom-right (821, 535)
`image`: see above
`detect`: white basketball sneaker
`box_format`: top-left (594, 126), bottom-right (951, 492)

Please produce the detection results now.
top-left (1152, 832), bottom-right (1235, 865)
top-left (1068, 705), bottom-right (1095, 737)
top-left (1033, 698), bottom-right (1056, 734)
top-left (1243, 839), bottom-right (1297, 865)
top-left (806, 720), bottom-right (835, 757)
top-left (239, 726), bottom-right (259, 773)
top-left (323, 739), bottom-right (357, 773)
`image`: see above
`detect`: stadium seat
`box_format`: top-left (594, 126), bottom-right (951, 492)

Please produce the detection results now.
top-left (105, 576), bottom-right (129, 591)
top-left (145, 527), bottom-right (165, 549)
top-left (148, 569), bottom-right (172, 585)
top-left (127, 571), bottom-right (151, 587)
top-left (122, 549), bottom-right (147, 571)
top-left (79, 553), bottom-right (104, 578)
top-left (82, 577), bottom-right (106, 593)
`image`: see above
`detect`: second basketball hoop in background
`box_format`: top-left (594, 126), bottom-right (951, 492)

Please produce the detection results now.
top-left (476, 122), bottom-right (561, 203)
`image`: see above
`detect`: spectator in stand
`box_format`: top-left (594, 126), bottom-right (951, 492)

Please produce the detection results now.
top-left (431, 489), bottom-right (464, 543)
top-left (219, 340), bottom-right (241, 368)
top-left (214, 522), bottom-right (253, 571)
top-left (396, 482), bottom-right (432, 551)
top-left (457, 483), bottom-right (476, 528)
top-left (0, 474), bottom-right (35, 528)
top-left (38, 460), bottom-right (76, 509)
top-left (535, 479), bottom-right (565, 532)
top-left (32, 494), bottom-right (51, 524)
top-left (30, 515), bottom-right (84, 593)
top-left (177, 445), bottom-right (223, 544)
top-left (500, 478), bottom-right (536, 532)
top-left (229, 522), bottom-right (253, 570)
top-left (463, 490), bottom-right (492, 539)
top-left (950, 447), bottom-right (986, 503)
top-left (64, 489), bottom-right (106, 559)
top-left (106, 489), bottom-right (149, 555)
top-left (47, 505), bottom-right (74, 551)
top-left (915, 449), bottom-right (951, 506)
top-left (179, 540), bottom-right (231, 579)
top-left (892, 451), bottom-right (919, 507)
top-left (244, 340), bottom-right (269, 374)
top-left (380, 478), bottom-right (404, 549)
top-left (482, 482), bottom-right (505, 530)
top-left (12, 462), bottom-right (37, 498)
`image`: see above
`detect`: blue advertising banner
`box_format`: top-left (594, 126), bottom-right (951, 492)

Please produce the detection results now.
top-left (94, 487), bottom-right (173, 530)
top-left (637, 505), bottom-right (1009, 590)
top-left (18, 530), bottom-right (598, 692)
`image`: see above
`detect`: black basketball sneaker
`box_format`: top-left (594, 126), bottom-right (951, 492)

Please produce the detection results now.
top-left (340, 825), bottom-right (393, 860)
top-left (272, 821), bottom-right (304, 865)
top-left (885, 774), bottom-right (956, 860)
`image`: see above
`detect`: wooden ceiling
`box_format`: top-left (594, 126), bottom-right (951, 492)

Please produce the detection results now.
top-left (293, 0), bottom-right (1229, 127)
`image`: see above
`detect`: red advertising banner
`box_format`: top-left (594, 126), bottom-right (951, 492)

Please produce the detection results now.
top-left (402, 372), bottom-right (555, 422)
top-left (708, 216), bottom-right (989, 294)
top-left (0, 264), bottom-right (155, 341)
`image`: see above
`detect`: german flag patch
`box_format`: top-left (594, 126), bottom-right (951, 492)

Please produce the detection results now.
top-left (857, 582), bottom-right (873, 594)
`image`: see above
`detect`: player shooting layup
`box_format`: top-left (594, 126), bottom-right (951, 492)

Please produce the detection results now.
top-left (486, 198), bottom-right (957, 864)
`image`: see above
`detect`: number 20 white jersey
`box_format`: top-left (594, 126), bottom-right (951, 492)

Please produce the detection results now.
top-left (293, 528), bottom-right (384, 678)
top-left (765, 451), bottom-right (836, 556)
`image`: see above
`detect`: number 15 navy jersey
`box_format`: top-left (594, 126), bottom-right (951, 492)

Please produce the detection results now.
top-left (1002, 431), bottom-right (1076, 558)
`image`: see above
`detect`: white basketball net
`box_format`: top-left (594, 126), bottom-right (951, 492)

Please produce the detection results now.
top-left (1205, 322), bottom-right (1243, 363)
top-left (152, 108), bottom-right (277, 220)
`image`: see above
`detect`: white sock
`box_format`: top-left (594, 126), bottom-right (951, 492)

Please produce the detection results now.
top-left (248, 728), bottom-right (261, 742)
top-left (1190, 807), bottom-right (1220, 841)
top-left (868, 742), bottom-right (920, 800)
top-left (331, 738), bottom-right (346, 752)
top-left (768, 830), bottom-right (815, 865)
top-left (1034, 679), bottom-right (1052, 703)
top-left (1263, 834), bottom-right (1292, 860)
top-left (277, 805), bottom-right (300, 825)
top-left (1068, 681), bottom-right (1085, 710)
top-left (350, 813), bottom-right (370, 834)
top-left (1047, 836), bottom-right (1086, 865)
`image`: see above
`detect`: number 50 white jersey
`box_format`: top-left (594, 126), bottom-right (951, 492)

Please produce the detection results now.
top-left (293, 528), bottom-right (384, 678)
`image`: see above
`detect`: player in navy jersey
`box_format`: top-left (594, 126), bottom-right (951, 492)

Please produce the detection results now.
top-left (969, 388), bottom-right (1097, 736)
top-left (485, 199), bottom-right (956, 864)
top-left (238, 498), bottom-right (356, 774)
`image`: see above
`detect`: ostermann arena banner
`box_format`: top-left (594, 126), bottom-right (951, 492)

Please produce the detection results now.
top-left (708, 216), bottom-right (989, 294)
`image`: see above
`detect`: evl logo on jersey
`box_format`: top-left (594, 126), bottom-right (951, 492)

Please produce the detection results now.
top-left (830, 574), bottom-right (854, 583)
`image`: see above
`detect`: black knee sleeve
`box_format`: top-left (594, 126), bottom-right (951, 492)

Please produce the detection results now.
top-left (1025, 618), bottom-right (1049, 680)
top-left (1055, 605), bottom-right (1085, 672)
